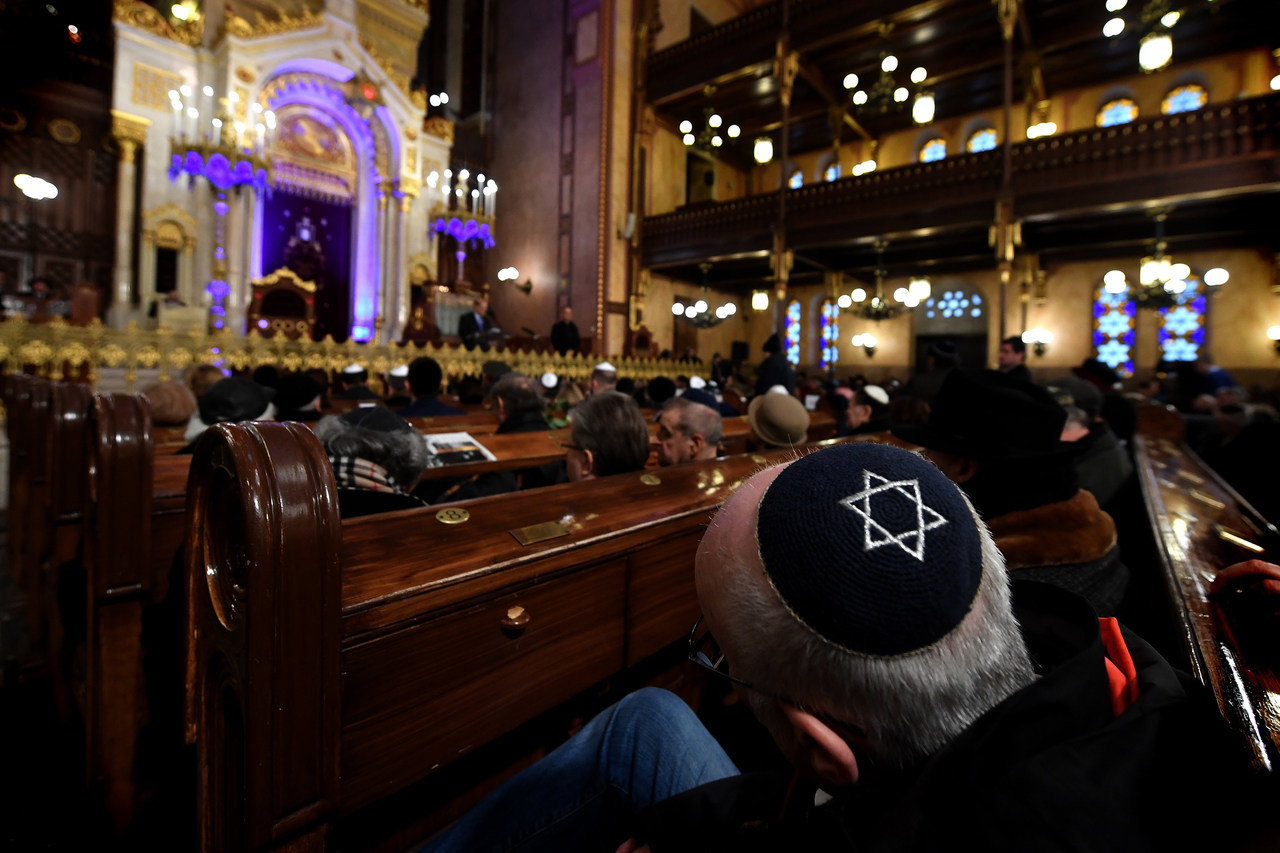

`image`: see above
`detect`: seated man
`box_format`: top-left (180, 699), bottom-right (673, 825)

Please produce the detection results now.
top-left (564, 390), bottom-right (649, 482)
top-left (589, 361), bottom-right (619, 395)
top-left (334, 363), bottom-right (382, 400)
top-left (423, 443), bottom-right (1258, 851)
top-left (399, 356), bottom-right (465, 418)
top-left (895, 368), bottom-right (1128, 614)
top-left (654, 395), bottom-right (722, 467)
top-left (747, 389), bottom-right (809, 449)
top-left (1046, 375), bottom-right (1133, 509)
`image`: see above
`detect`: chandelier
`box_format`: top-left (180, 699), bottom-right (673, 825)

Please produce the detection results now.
top-left (679, 86), bottom-right (740, 151)
top-left (1101, 0), bottom-right (1181, 72)
top-left (1103, 212), bottom-right (1229, 309)
top-left (843, 24), bottom-right (933, 124)
top-left (673, 263), bottom-right (738, 328)
top-left (839, 242), bottom-right (929, 322)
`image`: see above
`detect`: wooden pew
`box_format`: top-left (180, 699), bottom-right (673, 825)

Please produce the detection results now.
top-left (183, 422), bottom-right (823, 851)
top-left (1133, 433), bottom-right (1280, 771)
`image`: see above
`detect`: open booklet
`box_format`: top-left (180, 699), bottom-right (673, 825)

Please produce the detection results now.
top-left (422, 431), bottom-right (498, 467)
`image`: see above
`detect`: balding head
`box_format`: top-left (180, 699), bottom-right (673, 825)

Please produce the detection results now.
top-left (695, 444), bottom-right (1034, 783)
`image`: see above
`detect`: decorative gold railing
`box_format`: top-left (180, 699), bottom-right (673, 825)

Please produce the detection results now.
top-left (0, 318), bottom-right (696, 391)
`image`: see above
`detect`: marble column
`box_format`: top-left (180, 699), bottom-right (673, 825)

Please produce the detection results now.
top-left (374, 184), bottom-right (391, 344)
top-left (390, 193), bottom-right (411, 342)
top-left (108, 138), bottom-right (139, 329)
top-left (222, 187), bottom-right (247, 335)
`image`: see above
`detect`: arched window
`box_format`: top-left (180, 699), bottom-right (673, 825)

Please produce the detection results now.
top-left (784, 299), bottom-right (801, 366)
top-left (788, 169), bottom-right (804, 190)
top-left (820, 299), bottom-right (839, 371)
top-left (1097, 98), bottom-right (1138, 127)
top-left (919, 138), bottom-right (947, 163)
top-left (1162, 84), bottom-right (1207, 115)
top-left (824, 163), bottom-right (841, 182)
top-left (966, 128), bottom-right (998, 153)
top-left (1093, 281), bottom-right (1135, 376)
top-left (1158, 276), bottom-right (1207, 363)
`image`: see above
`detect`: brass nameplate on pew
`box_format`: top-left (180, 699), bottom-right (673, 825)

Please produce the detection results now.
top-left (640, 473), bottom-right (661, 485)
top-left (1176, 469), bottom-right (1205, 485)
top-left (510, 520), bottom-right (570, 545)
top-left (435, 507), bottom-right (471, 525)
top-left (1189, 489), bottom-right (1226, 510)
top-left (750, 454), bottom-right (767, 465)
top-left (1213, 524), bottom-right (1265, 554)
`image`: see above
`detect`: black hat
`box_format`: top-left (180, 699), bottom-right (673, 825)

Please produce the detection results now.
top-left (274, 373), bottom-right (324, 413)
top-left (893, 369), bottom-right (1067, 459)
top-left (340, 406), bottom-right (413, 434)
top-left (1072, 358), bottom-right (1121, 390)
top-left (763, 333), bottom-right (781, 354)
top-left (757, 443), bottom-right (984, 656)
top-left (199, 378), bottom-right (270, 425)
top-left (1045, 376), bottom-right (1103, 419)
top-left (482, 360), bottom-right (513, 379)
top-left (680, 388), bottom-right (719, 411)
top-left (929, 339), bottom-right (958, 361)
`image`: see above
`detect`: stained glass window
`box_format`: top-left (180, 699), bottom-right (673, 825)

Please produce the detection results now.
top-left (920, 138), bottom-right (947, 163)
top-left (1093, 282), bottom-right (1135, 375)
top-left (824, 163), bottom-right (841, 182)
top-left (1158, 277), bottom-right (1206, 363)
top-left (788, 170), bottom-right (804, 189)
top-left (1162, 84), bottom-right (1207, 115)
top-left (966, 128), bottom-right (998, 153)
top-left (923, 290), bottom-right (983, 320)
top-left (1097, 98), bottom-right (1139, 127)
top-left (784, 299), bottom-right (801, 366)
top-left (820, 300), bottom-right (839, 371)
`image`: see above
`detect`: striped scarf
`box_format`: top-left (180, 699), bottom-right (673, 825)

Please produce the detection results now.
top-left (329, 456), bottom-right (403, 494)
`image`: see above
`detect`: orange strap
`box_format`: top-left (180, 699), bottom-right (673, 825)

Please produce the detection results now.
top-left (1098, 616), bottom-right (1140, 717)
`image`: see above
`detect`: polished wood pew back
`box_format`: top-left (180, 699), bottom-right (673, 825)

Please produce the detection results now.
top-left (184, 422), bottom-right (816, 852)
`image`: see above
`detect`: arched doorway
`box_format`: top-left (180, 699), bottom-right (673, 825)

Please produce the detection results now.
top-left (913, 280), bottom-right (988, 369)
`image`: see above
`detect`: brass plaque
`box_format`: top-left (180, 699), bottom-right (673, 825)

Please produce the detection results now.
top-left (750, 454), bottom-right (767, 464)
top-left (510, 520), bottom-right (570, 546)
top-left (640, 473), bottom-right (661, 485)
top-left (435, 507), bottom-right (471, 525)
top-left (1189, 489), bottom-right (1226, 510)
top-left (1176, 469), bottom-right (1205, 485)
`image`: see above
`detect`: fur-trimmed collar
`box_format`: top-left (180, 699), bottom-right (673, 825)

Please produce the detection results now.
top-left (985, 489), bottom-right (1117, 571)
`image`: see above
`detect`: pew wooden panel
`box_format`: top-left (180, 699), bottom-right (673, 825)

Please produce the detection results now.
top-left (184, 422), bottom-right (821, 851)
top-left (1134, 434), bottom-right (1280, 771)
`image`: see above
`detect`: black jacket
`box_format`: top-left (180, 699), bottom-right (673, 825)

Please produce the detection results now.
top-left (638, 582), bottom-right (1260, 852)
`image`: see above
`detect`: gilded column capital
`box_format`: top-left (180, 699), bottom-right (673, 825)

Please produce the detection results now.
top-left (111, 109), bottom-right (151, 160)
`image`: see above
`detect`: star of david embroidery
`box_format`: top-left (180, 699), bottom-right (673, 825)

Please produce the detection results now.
top-left (838, 471), bottom-right (948, 561)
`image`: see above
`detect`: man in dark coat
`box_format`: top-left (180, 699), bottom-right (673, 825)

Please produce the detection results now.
top-left (399, 356), bottom-right (464, 418)
top-left (421, 443), bottom-right (1263, 852)
top-left (753, 333), bottom-right (796, 396)
top-left (457, 293), bottom-right (492, 350)
top-left (997, 335), bottom-right (1033, 383)
top-left (550, 305), bottom-right (581, 356)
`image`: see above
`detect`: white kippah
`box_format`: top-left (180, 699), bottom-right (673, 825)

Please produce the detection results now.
top-left (389, 364), bottom-right (409, 378)
top-left (541, 371), bottom-right (558, 389)
top-left (343, 363), bottom-right (366, 374)
top-left (595, 361), bottom-right (617, 372)
top-left (767, 384), bottom-right (790, 395)
top-left (864, 384), bottom-right (890, 405)
top-left (689, 376), bottom-right (707, 390)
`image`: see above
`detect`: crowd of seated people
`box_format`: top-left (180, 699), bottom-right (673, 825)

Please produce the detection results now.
top-left (104, 335), bottom-right (1280, 849)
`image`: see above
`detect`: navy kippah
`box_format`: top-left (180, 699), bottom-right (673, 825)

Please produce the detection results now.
top-left (756, 443), bottom-right (984, 657)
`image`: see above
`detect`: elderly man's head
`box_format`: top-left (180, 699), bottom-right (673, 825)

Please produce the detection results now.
top-left (694, 443), bottom-right (1033, 785)
top-left (566, 390), bottom-right (649, 481)
top-left (655, 396), bottom-right (722, 467)
top-left (590, 362), bottom-right (619, 395)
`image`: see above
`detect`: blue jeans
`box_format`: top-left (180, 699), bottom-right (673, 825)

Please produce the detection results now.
top-left (421, 687), bottom-right (740, 853)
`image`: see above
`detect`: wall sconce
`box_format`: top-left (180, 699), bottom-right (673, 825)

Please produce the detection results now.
top-left (1021, 328), bottom-right (1054, 357)
top-left (497, 266), bottom-right (532, 294)
top-left (851, 333), bottom-right (877, 357)
top-left (1268, 326), bottom-right (1280, 354)
top-left (751, 290), bottom-right (770, 311)
top-left (753, 137), bottom-right (774, 164)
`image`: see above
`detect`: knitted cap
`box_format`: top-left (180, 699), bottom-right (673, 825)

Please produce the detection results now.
top-left (757, 443), bottom-right (984, 657)
top-left (340, 405), bottom-right (413, 434)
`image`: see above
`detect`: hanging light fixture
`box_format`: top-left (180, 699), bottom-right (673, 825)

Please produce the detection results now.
top-left (674, 263), bottom-right (738, 328)
top-left (1104, 211), bottom-right (1229, 309)
top-left (844, 22), bottom-right (931, 121)
top-left (753, 137), bottom-right (774, 164)
top-left (679, 84), bottom-right (740, 152)
top-left (845, 241), bottom-right (922, 322)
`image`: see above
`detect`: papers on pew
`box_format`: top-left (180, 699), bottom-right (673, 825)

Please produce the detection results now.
top-left (422, 431), bottom-right (497, 467)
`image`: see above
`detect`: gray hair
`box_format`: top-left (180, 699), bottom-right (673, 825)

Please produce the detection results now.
top-left (569, 390), bottom-right (649, 477)
top-left (488, 372), bottom-right (544, 420)
top-left (717, 496), bottom-right (1035, 768)
top-left (664, 396), bottom-right (723, 447)
top-left (314, 414), bottom-right (429, 491)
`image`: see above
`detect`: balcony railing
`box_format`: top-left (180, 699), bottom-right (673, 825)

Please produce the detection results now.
top-left (642, 92), bottom-right (1280, 267)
